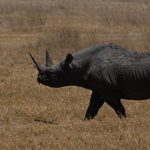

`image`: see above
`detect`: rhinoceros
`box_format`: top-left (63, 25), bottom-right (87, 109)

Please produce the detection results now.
top-left (30, 43), bottom-right (150, 120)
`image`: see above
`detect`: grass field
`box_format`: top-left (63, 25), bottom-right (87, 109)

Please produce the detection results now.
top-left (1, 0), bottom-right (150, 149)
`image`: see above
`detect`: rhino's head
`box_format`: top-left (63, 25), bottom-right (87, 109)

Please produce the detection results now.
top-left (30, 51), bottom-right (73, 87)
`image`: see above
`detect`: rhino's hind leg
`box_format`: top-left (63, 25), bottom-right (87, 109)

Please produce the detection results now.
top-left (84, 91), bottom-right (104, 120)
top-left (102, 91), bottom-right (126, 118)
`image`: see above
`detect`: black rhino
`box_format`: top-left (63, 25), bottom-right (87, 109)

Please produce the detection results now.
top-left (30, 43), bottom-right (150, 120)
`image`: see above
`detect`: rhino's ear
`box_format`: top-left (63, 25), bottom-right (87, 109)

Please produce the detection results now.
top-left (65, 53), bottom-right (73, 65)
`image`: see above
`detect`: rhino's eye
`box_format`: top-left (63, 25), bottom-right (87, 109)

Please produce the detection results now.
top-left (39, 71), bottom-right (46, 76)
top-left (48, 70), bottom-right (55, 77)
top-left (47, 69), bottom-right (53, 74)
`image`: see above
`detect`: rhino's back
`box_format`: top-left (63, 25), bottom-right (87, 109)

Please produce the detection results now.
top-left (74, 43), bottom-right (133, 58)
top-left (73, 43), bottom-right (150, 66)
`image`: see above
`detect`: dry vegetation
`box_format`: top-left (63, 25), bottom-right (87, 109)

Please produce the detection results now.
top-left (1, 0), bottom-right (150, 149)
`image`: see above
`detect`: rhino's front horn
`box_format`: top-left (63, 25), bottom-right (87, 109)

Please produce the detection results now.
top-left (29, 53), bottom-right (46, 72)
top-left (46, 51), bottom-right (53, 67)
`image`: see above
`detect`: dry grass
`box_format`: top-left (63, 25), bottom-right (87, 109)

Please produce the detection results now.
top-left (1, 0), bottom-right (150, 149)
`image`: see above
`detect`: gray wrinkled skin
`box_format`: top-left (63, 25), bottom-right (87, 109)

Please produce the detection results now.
top-left (30, 43), bottom-right (150, 120)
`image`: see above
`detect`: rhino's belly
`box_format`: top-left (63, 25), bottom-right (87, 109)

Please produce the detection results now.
top-left (121, 92), bottom-right (150, 100)
top-left (117, 85), bottom-right (150, 100)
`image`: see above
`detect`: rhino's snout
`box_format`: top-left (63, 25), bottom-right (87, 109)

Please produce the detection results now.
top-left (37, 77), bottom-right (42, 83)
top-left (37, 75), bottom-right (49, 84)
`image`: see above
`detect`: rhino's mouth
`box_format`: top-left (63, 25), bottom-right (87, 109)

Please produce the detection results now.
top-left (37, 76), bottom-right (66, 84)
top-left (37, 77), bottom-right (47, 83)
top-left (55, 76), bottom-right (66, 80)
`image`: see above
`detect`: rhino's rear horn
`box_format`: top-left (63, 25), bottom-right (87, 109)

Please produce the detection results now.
top-left (46, 51), bottom-right (53, 67)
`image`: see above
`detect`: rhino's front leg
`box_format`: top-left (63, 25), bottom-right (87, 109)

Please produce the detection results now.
top-left (84, 91), bottom-right (104, 120)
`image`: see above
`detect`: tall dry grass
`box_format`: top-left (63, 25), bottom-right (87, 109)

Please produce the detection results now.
top-left (1, 0), bottom-right (150, 149)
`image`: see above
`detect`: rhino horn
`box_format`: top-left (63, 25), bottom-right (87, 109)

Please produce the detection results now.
top-left (46, 51), bottom-right (53, 67)
top-left (29, 53), bottom-right (46, 72)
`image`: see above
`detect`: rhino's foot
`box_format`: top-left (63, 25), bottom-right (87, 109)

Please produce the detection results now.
top-left (84, 115), bottom-right (94, 121)
top-left (116, 111), bottom-right (126, 119)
